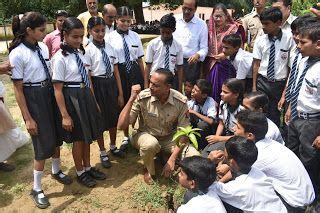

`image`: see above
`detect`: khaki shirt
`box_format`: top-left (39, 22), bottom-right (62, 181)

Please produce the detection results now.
top-left (130, 89), bottom-right (190, 138)
top-left (241, 11), bottom-right (264, 52)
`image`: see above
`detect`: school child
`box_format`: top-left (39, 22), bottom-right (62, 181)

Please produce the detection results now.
top-left (222, 33), bottom-right (253, 93)
top-left (286, 22), bottom-right (320, 201)
top-left (85, 16), bottom-right (125, 165)
top-left (233, 111), bottom-right (315, 211)
top-left (188, 79), bottom-right (217, 150)
top-left (51, 17), bottom-right (106, 188)
top-left (243, 91), bottom-right (284, 144)
top-left (212, 136), bottom-right (288, 212)
top-left (145, 13), bottom-right (183, 92)
top-left (176, 156), bottom-right (226, 213)
top-left (202, 78), bottom-right (244, 155)
top-left (184, 78), bottom-right (195, 108)
top-left (9, 12), bottom-right (72, 209)
top-left (106, 6), bottom-right (147, 150)
top-left (252, 7), bottom-right (294, 127)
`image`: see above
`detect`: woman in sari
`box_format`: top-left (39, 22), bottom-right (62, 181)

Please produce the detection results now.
top-left (205, 3), bottom-right (245, 104)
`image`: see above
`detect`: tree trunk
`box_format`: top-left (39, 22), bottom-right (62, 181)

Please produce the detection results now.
top-left (133, 2), bottom-right (145, 24)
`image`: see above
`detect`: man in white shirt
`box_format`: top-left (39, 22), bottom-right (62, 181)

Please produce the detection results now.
top-left (213, 136), bottom-right (287, 212)
top-left (233, 110), bottom-right (315, 211)
top-left (102, 4), bottom-right (116, 38)
top-left (173, 0), bottom-right (208, 83)
top-left (271, 0), bottom-right (296, 34)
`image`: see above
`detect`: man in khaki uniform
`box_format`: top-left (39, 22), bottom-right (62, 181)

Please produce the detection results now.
top-left (241, 0), bottom-right (267, 52)
top-left (118, 69), bottom-right (199, 184)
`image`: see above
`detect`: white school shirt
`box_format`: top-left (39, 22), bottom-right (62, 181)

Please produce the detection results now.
top-left (177, 186), bottom-right (227, 213)
top-left (289, 47), bottom-right (303, 70)
top-left (173, 14), bottom-right (208, 62)
top-left (218, 101), bottom-right (244, 134)
top-left (253, 138), bottom-right (315, 207)
top-left (231, 48), bottom-right (253, 79)
top-left (281, 14), bottom-right (297, 35)
top-left (105, 24), bottom-right (115, 36)
top-left (295, 57), bottom-right (320, 114)
top-left (10, 42), bottom-right (50, 83)
top-left (51, 49), bottom-right (90, 82)
top-left (188, 97), bottom-right (217, 119)
top-left (213, 167), bottom-right (288, 213)
top-left (253, 30), bottom-right (294, 80)
top-left (84, 41), bottom-right (118, 77)
top-left (266, 118), bottom-right (284, 144)
top-left (106, 30), bottom-right (144, 64)
top-left (145, 36), bottom-right (183, 75)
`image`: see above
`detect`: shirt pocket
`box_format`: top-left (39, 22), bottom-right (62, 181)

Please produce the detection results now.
top-left (304, 78), bottom-right (318, 98)
top-left (143, 111), bottom-right (159, 128)
top-left (170, 53), bottom-right (177, 66)
top-left (130, 45), bottom-right (139, 59)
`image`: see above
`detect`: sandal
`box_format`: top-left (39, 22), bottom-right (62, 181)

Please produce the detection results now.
top-left (87, 167), bottom-right (106, 180)
top-left (51, 170), bottom-right (73, 185)
top-left (100, 155), bottom-right (112, 168)
top-left (77, 172), bottom-right (96, 188)
top-left (30, 189), bottom-right (50, 209)
top-left (110, 147), bottom-right (125, 158)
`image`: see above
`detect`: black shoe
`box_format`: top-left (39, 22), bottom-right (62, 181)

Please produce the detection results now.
top-left (77, 172), bottom-right (96, 188)
top-left (87, 167), bottom-right (106, 180)
top-left (51, 170), bottom-right (73, 185)
top-left (119, 139), bottom-right (129, 152)
top-left (30, 190), bottom-right (50, 209)
top-left (100, 155), bottom-right (112, 168)
top-left (0, 162), bottom-right (15, 172)
top-left (110, 147), bottom-right (125, 158)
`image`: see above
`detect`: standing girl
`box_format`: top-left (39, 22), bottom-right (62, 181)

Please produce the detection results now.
top-left (51, 17), bottom-right (106, 188)
top-left (106, 6), bottom-right (147, 150)
top-left (202, 78), bottom-right (244, 155)
top-left (85, 16), bottom-right (125, 167)
top-left (9, 12), bottom-right (71, 209)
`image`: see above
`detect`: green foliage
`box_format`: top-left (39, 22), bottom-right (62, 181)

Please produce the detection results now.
top-left (132, 182), bottom-right (167, 208)
top-left (292, 0), bottom-right (318, 16)
top-left (173, 126), bottom-right (201, 150)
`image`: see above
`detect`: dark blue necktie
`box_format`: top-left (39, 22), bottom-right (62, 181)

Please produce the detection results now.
top-left (100, 47), bottom-right (112, 78)
top-left (74, 52), bottom-right (90, 88)
top-left (36, 46), bottom-right (51, 82)
top-left (267, 38), bottom-right (276, 80)
top-left (285, 53), bottom-right (300, 102)
top-left (290, 62), bottom-right (311, 120)
top-left (164, 44), bottom-right (170, 69)
top-left (122, 34), bottom-right (132, 73)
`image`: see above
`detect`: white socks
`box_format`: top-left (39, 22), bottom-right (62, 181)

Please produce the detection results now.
top-left (33, 170), bottom-right (43, 192)
top-left (84, 166), bottom-right (91, 172)
top-left (76, 170), bottom-right (85, 176)
top-left (110, 145), bottom-right (116, 150)
top-left (51, 158), bottom-right (60, 174)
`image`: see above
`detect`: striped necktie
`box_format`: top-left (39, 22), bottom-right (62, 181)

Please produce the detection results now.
top-left (36, 46), bottom-right (51, 82)
top-left (267, 38), bottom-right (276, 80)
top-left (285, 53), bottom-right (300, 102)
top-left (74, 52), bottom-right (90, 88)
top-left (122, 34), bottom-right (132, 73)
top-left (100, 47), bottom-right (112, 78)
top-left (290, 62), bottom-right (311, 120)
top-left (164, 44), bottom-right (170, 69)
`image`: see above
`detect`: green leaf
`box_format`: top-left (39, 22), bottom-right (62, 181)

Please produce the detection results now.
top-left (172, 131), bottom-right (186, 142)
top-left (192, 132), bottom-right (201, 138)
top-left (189, 133), bottom-right (198, 150)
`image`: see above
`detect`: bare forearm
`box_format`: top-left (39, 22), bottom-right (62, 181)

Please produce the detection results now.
top-left (138, 58), bottom-right (148, 87)
top-left (114, 65), bottom-right (123, 96)
top-left (53, 84), bottom-right (70, 118)
top-left (192, 111), bottom-right (214, 125)
top-left (215, 121), bottom-right (225, 136)
top-left (252, 59), bottom-right (260, 91)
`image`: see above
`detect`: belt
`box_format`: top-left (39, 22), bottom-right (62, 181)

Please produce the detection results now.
top-left (119, 61), bottom-right (137, 66)
top-left (258, 74), bottom-right (286, 82)
top-left (63, 82), bottom-right (86, 88)
top-left (298, 111), bottom-right (320, 119)
top-left (23, 80), bottom-right (49, 87)
top-left (92, 74), bottom-right (113, 79)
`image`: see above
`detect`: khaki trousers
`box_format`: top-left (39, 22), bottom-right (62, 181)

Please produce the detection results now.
top-left (131, 131), bottom-right (200, 175)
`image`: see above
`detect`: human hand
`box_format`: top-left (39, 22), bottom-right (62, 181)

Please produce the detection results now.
top-left (278, 96), bottom-right (285, 111)
top-left (162, 158), bottom-right (175, 177)
top-left (25, 118), bottom-right (38, 135)
top-left (130, 84), bottom-right (141, 101)
top-left (206, 135), bottom-right (221, 144)
top-left (208, 150), bottom-right (225, 164)
top-left (312, 136), bottom-right (320, 150)
top-left (187, 53), bottom-right (200, 64)
top-left (285, 106), bottom-right (291, 125)
top-left (213, 53), bottom-right (226, 62)
top-left (62, 115), bottom-right (73, 132)
top-left (310, 3), bottom-right (320, 18)
top-left (0, 61), bottom-right (14, 75)
top-left (216, 163), bottom-right (230, 179)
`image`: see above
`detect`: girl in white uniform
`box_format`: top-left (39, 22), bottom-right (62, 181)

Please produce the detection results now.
top-left (9, 12), bottom-right (71, 209)
top-left (106, 6), bottom-right (147, 149)
top-left (51, 17), bottom-right (106, 188)
top-left (85, 16), bottom-right (125, 166)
